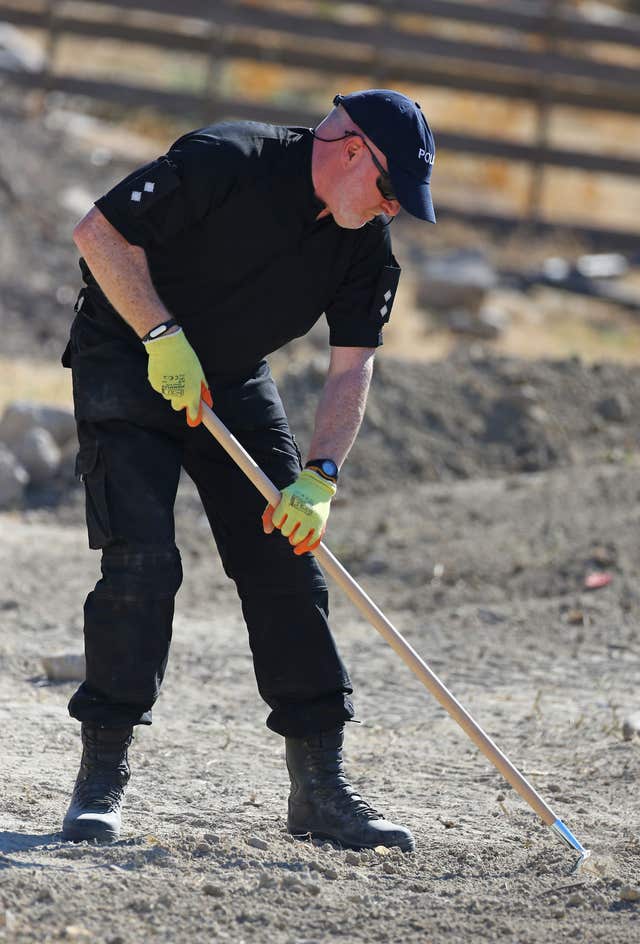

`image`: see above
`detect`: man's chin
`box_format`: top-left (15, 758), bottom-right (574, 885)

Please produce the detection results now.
top-left (333, 213), bottom-right (369, 230)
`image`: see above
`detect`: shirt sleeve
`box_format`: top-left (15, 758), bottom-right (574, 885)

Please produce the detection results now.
top-left (325, 223), bottom-right (401, 348)
top-left (94, 136), bottom-right (236, 249)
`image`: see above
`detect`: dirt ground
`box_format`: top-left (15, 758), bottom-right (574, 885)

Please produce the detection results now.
top-left (3, 353), bottom-right (640, 943)
top-left (2, 83), bottom-right (640, 944)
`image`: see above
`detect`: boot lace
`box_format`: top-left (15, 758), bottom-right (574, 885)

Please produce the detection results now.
top-left (330, 778), bottom-right (383, 820)
top-left (74, 769), bottom-right (127, 812)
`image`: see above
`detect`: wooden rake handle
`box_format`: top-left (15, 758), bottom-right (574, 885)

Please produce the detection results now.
top-left (200, 402), bottom-right (556, 827)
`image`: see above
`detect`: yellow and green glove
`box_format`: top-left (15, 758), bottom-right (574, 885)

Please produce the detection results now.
top-left (144, 327), bottom-right (212, 427)
top-left (262, 469), bottom-right (337, 556)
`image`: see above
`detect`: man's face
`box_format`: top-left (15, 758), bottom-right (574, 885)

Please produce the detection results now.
top-left (317, 137), bottom-right (401, 229)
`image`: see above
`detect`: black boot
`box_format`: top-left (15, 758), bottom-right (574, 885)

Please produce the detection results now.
top-left (286, 727), bottom-right (415, 851)
top-left (62, 724), bottom-right (133, 843)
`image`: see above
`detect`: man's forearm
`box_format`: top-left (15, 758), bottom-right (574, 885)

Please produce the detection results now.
top-left (308, 356), bottom-right (374, 468)
top-left (73, 207), bottom-right (173, 339)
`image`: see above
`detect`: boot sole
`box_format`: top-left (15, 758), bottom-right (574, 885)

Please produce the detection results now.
top-left (62, 821), bottom-right (120, 844)
top-left (289, 829), bottom-right (415, 853)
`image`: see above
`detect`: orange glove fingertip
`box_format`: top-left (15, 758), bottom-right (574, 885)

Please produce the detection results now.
top-left (201, 382), bottom-right (213, 409)
top-left (186, 403), bottom-right (202, 428)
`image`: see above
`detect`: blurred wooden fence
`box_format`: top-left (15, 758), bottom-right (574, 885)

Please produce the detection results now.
top-left (1, 0), bottom-right (640, 235)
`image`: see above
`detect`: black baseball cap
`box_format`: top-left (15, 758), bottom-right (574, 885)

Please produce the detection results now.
top-left (333, 90), bottom-right (436, 223)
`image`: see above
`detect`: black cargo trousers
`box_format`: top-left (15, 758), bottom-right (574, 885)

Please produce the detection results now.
top-left (63, 306), bottom-right (354, 737)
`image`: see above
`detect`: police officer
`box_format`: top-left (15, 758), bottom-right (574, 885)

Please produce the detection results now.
top-left (61, 89), bottom-right (436, 850)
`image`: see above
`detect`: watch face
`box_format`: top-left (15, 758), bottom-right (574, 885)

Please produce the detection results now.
top-left (320, 460), bottom-right (338, 478)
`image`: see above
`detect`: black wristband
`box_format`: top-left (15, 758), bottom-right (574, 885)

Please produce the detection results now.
top-left (141, 319), bottom-right (178, 343)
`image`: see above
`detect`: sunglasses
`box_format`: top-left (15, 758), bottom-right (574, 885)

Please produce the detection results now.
top-left (345, 131), bottom-right (397, 203)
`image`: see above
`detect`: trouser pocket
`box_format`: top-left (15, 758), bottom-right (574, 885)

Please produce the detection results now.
top-left (75, 431), bottom-right (112, 549)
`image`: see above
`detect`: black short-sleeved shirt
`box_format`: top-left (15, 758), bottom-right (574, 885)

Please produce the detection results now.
top-left (82, 121), bottom-right (401, 378)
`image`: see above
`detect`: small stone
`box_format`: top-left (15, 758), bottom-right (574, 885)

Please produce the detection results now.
top-left (281, 874), bottom-right (304, 889)
top-left (345, 851), bottom-right (360, 865)
top-left (41, 652), bottom-right (85, 682)
top-left (552, 908), bottom-right (565, 919)
top-left (374, 845), bottom-right (391, 856)
top-left (566, 892), bottom-right (584, 906)
top-left (203, 833), bottom-right (220, 844)
top-left (597, 394), bottom-right (630, 423)
top-left (566, 609), bottom-right (584, 626)
top-left (620, 885), bottom-right (640, 902)
top-left (622, 714), bottom-right (640, 742)
top-left (0, 444), bottom-right (29, 507)
top-left (382, 861), bottom-right (395, 874)
top-left (323, 867), bottom-right (338, 880)
top-left (247, 836), bottom-right (268, 850)
top-left (281, 876), bottom-right (305, 893)
top-left (258, 873), bottom-right (277, 889)
top-left (34, 888), bottom-right (55, 903)
top-left (202, 883), bottom-right (224, 898)
top-left (64, 927), bottom-right (91, 940)
top-left (13, 427), bottom-right (61, 484)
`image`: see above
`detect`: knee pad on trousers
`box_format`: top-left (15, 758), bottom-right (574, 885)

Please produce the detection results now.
top-left (96, 543), bottom-right (183, 600)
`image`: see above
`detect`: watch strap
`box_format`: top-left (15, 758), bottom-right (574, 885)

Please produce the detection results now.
top-left (141, 319), bottom-right (178, 343)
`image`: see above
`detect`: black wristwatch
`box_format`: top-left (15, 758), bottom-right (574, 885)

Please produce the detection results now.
top-left (305, 458), bottom-right (339, 483)
top-left (141, 319), bottom-right (179, 343)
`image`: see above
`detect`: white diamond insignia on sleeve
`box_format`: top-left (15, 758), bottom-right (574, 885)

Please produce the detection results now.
top-left (380, 305), bottom-right (388, 317)
top-left (131, 190), bottom-right (142, 202)
top-left (144, 181), bottom-right (155, 192)
top-left (384, 290), bottom-right (392, 301)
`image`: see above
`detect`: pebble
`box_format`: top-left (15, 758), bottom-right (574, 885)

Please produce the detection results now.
top-left (619, 885), bottom-right (640, 902)
top-left (566, 892), bottom-right (584, 906)
top-left (382, 861), bottom-right (395, 874)
top-left (258, 873), bottom-right (277, 889)
top-left (281, 877), bottom-right (306, 893)
top-left (374, 845), bottom-right (391, 856)
top-left (64, 927), bottom-right (91, 940)
top-left (552, 908), bottom-right (565, 919)
top-left (247, 836), bottom-right (268, 850)
top-left (281, 874), bottom-right (304, 889)
top-left (203, 833), bottom-right (220, 844)
top-left (345, 851), bottom-right (360, 865)
top-left (622, 714), bottom-right (640, 742)
top-left (202, 883), bottom-right (225, 898)
top-left (566, 609), bottom-right (584, 626)
top-left (323, 867), bottom-right (339, 880)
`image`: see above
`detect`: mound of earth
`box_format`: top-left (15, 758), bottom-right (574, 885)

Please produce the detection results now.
top-left (280, 350), bottom-right (640, 493)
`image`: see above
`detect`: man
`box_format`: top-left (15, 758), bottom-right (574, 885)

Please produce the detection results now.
top-left (61, 89), bottom-right (436, 850)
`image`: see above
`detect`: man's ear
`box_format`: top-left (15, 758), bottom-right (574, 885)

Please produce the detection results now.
top-left (343, 136), bottom-right (362, 167)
